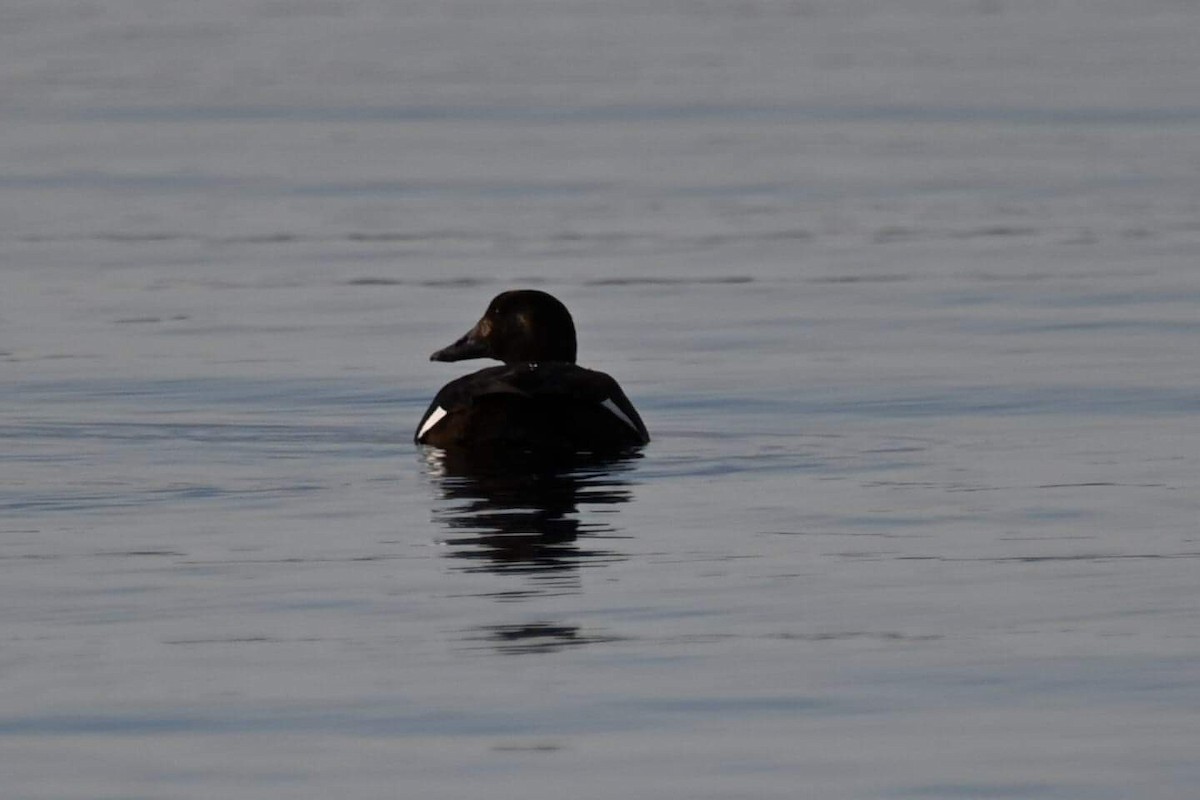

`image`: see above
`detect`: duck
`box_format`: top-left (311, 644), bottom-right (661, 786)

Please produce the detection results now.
top-left (415, 290), bottom-right (649, 452)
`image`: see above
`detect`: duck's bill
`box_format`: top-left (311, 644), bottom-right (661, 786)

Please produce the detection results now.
top-left (430, 329), bottom-right (487, 361)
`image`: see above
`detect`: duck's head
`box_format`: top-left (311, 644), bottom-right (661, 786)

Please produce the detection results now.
top-left (431, 290), bottom-right (578, 365)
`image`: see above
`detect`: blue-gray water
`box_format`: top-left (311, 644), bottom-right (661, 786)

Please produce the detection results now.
top-left (3, 2), bottom-right (1199, 798)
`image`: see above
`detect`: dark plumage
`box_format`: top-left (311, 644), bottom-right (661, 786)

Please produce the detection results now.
top-left (415, 290), bottom-right (649, 452)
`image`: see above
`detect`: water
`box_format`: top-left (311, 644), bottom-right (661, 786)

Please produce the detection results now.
top-left (3, 2), bottom-right (1200, 798)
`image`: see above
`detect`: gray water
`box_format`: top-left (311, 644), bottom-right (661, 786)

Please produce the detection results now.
top-left (3, 2), bottom-right (1200, 798)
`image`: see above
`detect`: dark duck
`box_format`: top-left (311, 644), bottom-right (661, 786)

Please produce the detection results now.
top-left (415, 290), bottom-right (649, 453)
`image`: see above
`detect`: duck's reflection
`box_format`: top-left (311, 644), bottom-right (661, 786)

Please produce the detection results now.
top-left (424, 448), bottom-right (640, 593)
top-left (464, 621), bottom-right (625, 655)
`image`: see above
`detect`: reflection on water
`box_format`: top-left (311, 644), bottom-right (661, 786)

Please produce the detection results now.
top-left (465, 621), bottom-right (626, 655)
top-left (422, 448), bottom-right (641, 596)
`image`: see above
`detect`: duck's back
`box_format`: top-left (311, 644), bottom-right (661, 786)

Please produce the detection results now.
top-left (415, 363), bottom-right (648, 452)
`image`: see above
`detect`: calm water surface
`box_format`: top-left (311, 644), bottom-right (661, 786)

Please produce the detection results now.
top-left (3, 2), bottom-right (1200, 798)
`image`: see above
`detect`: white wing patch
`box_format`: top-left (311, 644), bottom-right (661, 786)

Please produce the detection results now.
top-left (600, 397), bottom-right (639, 433)
top-left (416, 405), bottom-right (449, 441)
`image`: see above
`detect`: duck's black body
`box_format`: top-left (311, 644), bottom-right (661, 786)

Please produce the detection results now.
top-left (416, 362), bottom-right (647, 451)
top-left (415, 290), bottom-right (649, 453)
